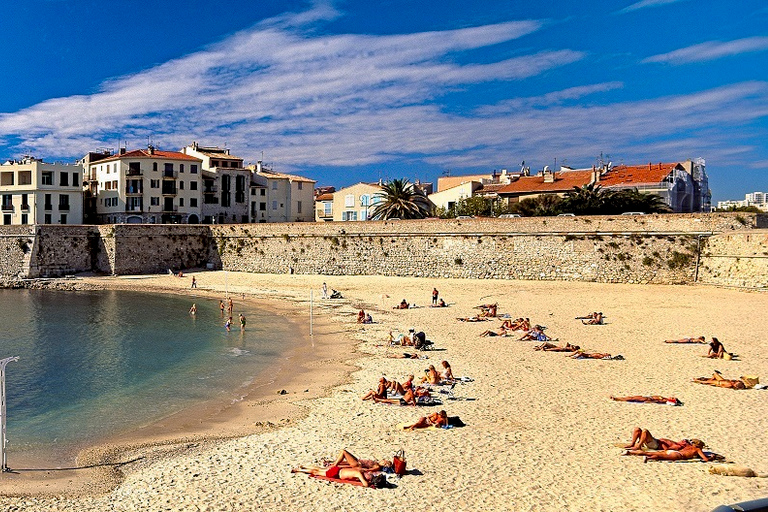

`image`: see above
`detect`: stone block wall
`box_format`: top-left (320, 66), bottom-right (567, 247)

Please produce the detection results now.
top-left (0, 226), bottom-right (36, 278)
top-left (698, 229), bottom-right (768, 289)
top-left (109, 224), bottom-right (212, 275)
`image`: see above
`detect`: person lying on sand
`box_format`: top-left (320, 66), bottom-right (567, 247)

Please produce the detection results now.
top-left (375, 382), bottom-right (418, 406)
top-left (362, 377), bottom-right (388, 400)
top-left (664, 336), bottom-right (706, 344)
top-left (692, 371), bottom-right (749, 389)
top-left (476, 303), bottom-right (498, 318)
top-left (519, 326), bottom-right (551, 341)
top-left (500, 318), bottom-right (531, 331)
top-left (611, 396), bottom-right (682, 405)
top-left (575, 312), bottom-right (600, 320)
top-left (534, 342), bottom-right (580, 352)
top-left (581, 312), bottom-right (603, 325)
top-left (457, 316), bottom-right (490, 322)
top-left (479, 327), bottom-right (511, 337)
top-left (622, 430), bottom-right (709, 462)
top-left (569, 351), bottom-right (622, 360)
top-left (404, 410), bottom-right (448, 431)
top-left (291, 449), bottom-right (392, 487)
top-left (393, 299), bottom-right (409, 310)
top-left (387, 352), bottom-right (428, 360)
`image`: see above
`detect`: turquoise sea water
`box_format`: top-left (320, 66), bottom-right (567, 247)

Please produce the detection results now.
top-left (0, 288), bottom-right (300, 466)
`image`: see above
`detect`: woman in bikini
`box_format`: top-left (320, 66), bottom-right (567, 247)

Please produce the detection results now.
top-left (534, 342), bottom-right (580, 352)
top-left (664, 336), bottom-right (706, 344)
top-left (361, 377), bottom-right (389, 400)
top-left (693, 371), bottom-right (747, 389)
top-left (291, 449), bottom-right (392, 487)
top-left (706, 337), bottom-right (727, 358)
top-left (610, 396), bottom-right (681, 405)
top-left (441, 361), bottom-right (454, 381)
top-left (419, 365), bottom-right (441, 385)
top-left (404, 410), bottom-right (448, 430)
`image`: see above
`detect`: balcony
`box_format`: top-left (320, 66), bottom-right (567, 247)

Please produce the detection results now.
top-left (1, 204), bottom-right (13, 212)
top-left (162, 205), bottom-right (178, 213)
top-left (125, 186), bottom-right (143, 195)
top-left (203, 186), bottom-right (218, 194)
top-left (21, 204), bottom-right (30, 212)
top-left (126, 167), bottom-right (143, 176)
top-left (162, 170), bottom-right (178, 179)
top-left (161, 186), bottom-right (177, 196)
top-left (59, 204), bottom-right (70, 211)
top-left (125, 206), bottom-right (144, 212)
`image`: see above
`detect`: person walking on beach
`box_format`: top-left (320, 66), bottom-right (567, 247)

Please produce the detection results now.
top-left (191, 276), bottom-right (197, 289)
top-left (432, 287), bottom-right (439, 306)
top-left (322, 282), bottom-right (328, 299)
top-left (239, 313), bottom-right (246, 331)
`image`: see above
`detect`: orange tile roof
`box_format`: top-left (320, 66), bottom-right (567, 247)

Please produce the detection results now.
top-left (598, 163), bottom-right (678, 187)
top-left (497, 170), bottom-right (593, 195)
top-left (99, 149), bottom-right (202, 162)
top-left (315, 193), bottom-right (334, 201)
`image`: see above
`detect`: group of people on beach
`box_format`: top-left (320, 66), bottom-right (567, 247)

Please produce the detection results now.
top-left (188, 292), bottom-right (247, 333)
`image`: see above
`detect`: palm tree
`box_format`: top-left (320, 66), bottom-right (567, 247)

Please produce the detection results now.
top-left (561, 183), bottom-right (616, 215)
top-left (613, 188), bottom-right (671, 213)
top-left (370, 179), bottom-right (432, 220)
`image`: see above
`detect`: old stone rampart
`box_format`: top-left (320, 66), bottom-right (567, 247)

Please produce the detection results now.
top-left (698, 229), bottom-right (768, 289)
top-left (0, 213), bottom-right (764, 288)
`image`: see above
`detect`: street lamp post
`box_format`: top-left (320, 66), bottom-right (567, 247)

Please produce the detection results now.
top-left (0, 356), bottom-right (19, 472)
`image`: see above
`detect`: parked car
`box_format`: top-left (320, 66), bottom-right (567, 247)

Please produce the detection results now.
top-left (456, 215), bottom-right (473, 219)
top-left (557, 213), bottom-right (575, 217)
top-left (498, 214), bottom-right (521, 218)
top-left (621, 212), bottom-right (646, 215)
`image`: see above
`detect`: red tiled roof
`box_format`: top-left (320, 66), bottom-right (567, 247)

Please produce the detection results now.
top-left (99, 149), bottom-right (202, 162)
top-left (315, 193), bottom-right (334, 201)
top-left (598, 163), bottom-right (678, 187)
top-left (497, 170), bottom-right (592, 195)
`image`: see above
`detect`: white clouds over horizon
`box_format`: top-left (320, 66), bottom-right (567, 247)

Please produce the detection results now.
top-left (643, 37), bottom-right (768, 64)
top-left (616, 0), bottom-right (686, 14)
top-left (0, 4), bottom-right (766, 179)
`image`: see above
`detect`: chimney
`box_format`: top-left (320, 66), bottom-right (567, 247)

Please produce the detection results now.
top-left (147, 144), bottom-right (155, 155)
top-left (119, 147), bottom-right (126, 155)
top-left (543, 166), bottom-right (555, 183)
top-left (591, 165), bottom-right (600, 184)
top-left (648, 162), bottom-right (652, 171)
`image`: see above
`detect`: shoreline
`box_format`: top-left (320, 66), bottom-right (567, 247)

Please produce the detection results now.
top-left (0, 272), bottom-right (766, 511)
top-left (0, 272), bottom-right (361, 497)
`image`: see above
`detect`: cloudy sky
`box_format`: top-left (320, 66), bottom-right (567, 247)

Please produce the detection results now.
top-left (1, 0), bottom-right (766, 201)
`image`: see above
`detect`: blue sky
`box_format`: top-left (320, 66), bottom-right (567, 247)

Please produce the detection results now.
top-left (1, 0), bottom-right (767, 202)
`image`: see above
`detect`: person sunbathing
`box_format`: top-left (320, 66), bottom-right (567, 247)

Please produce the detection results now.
top-left (581, 312), bottom-right (603, 325)
top-left (610, 396), bottom-right (682, 405)
top-left (419, 365), bottom-right (442, 385)
top-left (386, 379), bottom-right (406, 396)
top-left (692, 371), bottom-right (747, 389)
top-left (361, 377), bottom-right (389, 400)
top-left (623, 427), bottom-right (702, 451)
top-left (575, 312), bottom-right (600, 320)
top-left (706, 337), bottom-right (728, 359)
top-left (569, 351), bottom-right (618, 359)
top-left (375, 383), bottom-right (417, 406)
top-left (664, 336), bottom-right (706, 344)
top-left (387, 352), bottom-right (427, 360)
top-left (440, 361), bottom-right (454, 381)
top-left (479, 327), bottom-right (510, 337)
top-left (437, 299), bottom-right (447, 307)
top-left (457, 315), bottom-right (489, 322)
top-left (291, 449), bottom-right (392, 487)
top-left (404, 410), bottom-right (448, 431)
top-left (394, 299), bottom-right (409, 309)
top-left (477, 303), bottom-right (498, 318)
top-left (519, 326), bottom-right (551, 341)
top-left (534, 342), bottom-right (580, 352)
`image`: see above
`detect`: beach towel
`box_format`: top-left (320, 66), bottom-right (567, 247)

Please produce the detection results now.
top-left (397, 422), bottom-right (453, 431)
top-left (309, 475), bottom-right (376, 488)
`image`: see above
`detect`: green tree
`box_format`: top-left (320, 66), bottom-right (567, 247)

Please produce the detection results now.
top-left (370, 179), bottom-right (432, 220)
top-left (509, 194), bottom-right (563, 216)
top-left (612, 188), bottom-right (671, 213)
top-left (715, 205), bottom-right (762, 213)
top-left (560, 184), bottom-right (617, 215)
top-left (455, 196), bottom-right (494, 217)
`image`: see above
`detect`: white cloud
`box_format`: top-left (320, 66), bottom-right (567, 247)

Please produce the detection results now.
top-left (643, 37), bottom-right (768, 64)
top-left (616, 0), bottom-right (685, 14)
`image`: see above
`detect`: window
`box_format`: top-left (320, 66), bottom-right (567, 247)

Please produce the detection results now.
top-left (164, 163), bottom-right (173, 172)
top-left (179, 164), bottom-right (184, 173)
top-left (342, 211), bottom-right (357, 221)
top-left (260, 189), bottom-right (266, 196)
top-left (190, 181), bottom-right (197, 190)
top-left (179, 198), bottom-right (184, 207)
top-left (324, 203), bottom-right (332, 216)
top-left (3, 214), bottom-right (11, 225)
top-left (260, 202), bottom-right (266, 211)
top-left (60, 214), bottom-right (67, 224)
top-left (44, 214), bottom-right (52, 224)
top-left (1, 172), bottom-right (13, 186)
top-left (21, 194), bottom-right (28, 210)
top-left (191, 164), bottom-right (198, 174)
top-left (272, 181), bottom-right (278, 190)
top-left (297, 201), bottom-right (302, 214)
top-left (112, 180), bottom-right (118, 189)
top-left (272, 200), bottom-right (277, 210)
top-left (41, 172), bottom-right (53, 185)
top-left (360, 209), bottom-right (368, 221)
top-left (150, 179), bottom-right (160, 188)
top-left (212, 160), bottom-right (219, 168)
top-left (60, 172), bottom-right (69, 186)
top-left (72, 173), bottom-right (79, 187)
top-left (345, 194), bottom-right (354, 207)
top-left (360, 194), bottom-right (370, 207)
top-left (18, 171), bottom-right (32, 185)
top-left (297, 182), bottom-right (303, 190)
top-left (190, 198), bottom-right (197, 207)
top-left (44, 194), bottom-right (52, 210)
top-left (21, 214), bottom-right (28, 225)
top-left (59, 195), bottom-right (70, 211)
top-left (153, 162), bottom-right (158, 172)
top-left (130, 162), bottom-right (141, 173)
top-left (150, 197), bottom-right (160, 206)
top-left (179, 181), bottom-right (184, 190)
top-left (1, 194), bottom-right (12, 210)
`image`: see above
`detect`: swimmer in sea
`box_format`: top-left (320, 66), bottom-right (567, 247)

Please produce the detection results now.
top-left (189, 303), bottom-right (197, 315)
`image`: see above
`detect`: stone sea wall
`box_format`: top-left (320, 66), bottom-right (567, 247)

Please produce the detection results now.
top-left (0, 213), bottom-right (765, 288)
top-left (698, 229), bottom-right (768, 289)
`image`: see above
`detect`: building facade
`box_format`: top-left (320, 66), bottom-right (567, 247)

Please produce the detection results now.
top-left (0, 156), bottom-right (84, 225)
top-left (332, 182), bottom-right (383, 221)
top-left (87, 146), bottom-right (203, 224)
top-left (248, 163), bottom-right (316, 223)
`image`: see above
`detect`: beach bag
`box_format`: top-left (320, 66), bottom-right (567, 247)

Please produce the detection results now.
top-left (740, 375), bottom-right (759, 388)
top-left (392, 449), bottom-right (407, 476)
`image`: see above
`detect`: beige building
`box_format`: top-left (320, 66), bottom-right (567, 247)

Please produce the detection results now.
top-left (428, 181), bottom-right (482, 212)
top-left (0, 156), bottom-right (84, 225)
top-left (332, 182), bottom-right (383, 221)
top-left (248, 163), bottom-right (316, 223)
top-left (87, 146), bottom-right (203, 224)
top-left (180, 143), bottom-right (250, 224)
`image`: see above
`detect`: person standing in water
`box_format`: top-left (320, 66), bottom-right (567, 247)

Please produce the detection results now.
top-left (189, 304), bottom-right (197, 315)
top-left (220, 300), bottom-right (225, 316)
top-left (225, 316), bottom-right (232, 332)
top-left (239, 313), bottom-right (246, 331)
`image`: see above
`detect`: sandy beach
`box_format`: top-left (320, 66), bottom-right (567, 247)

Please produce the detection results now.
top-left (0, 271), bottom-right (766, 511)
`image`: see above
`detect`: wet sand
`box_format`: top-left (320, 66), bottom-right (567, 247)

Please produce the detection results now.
top-left (0, 272), bottom-right (766, 511)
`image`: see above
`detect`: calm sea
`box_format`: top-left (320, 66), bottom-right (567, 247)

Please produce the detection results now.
top-left (0, 288), bottom-right (301, 466)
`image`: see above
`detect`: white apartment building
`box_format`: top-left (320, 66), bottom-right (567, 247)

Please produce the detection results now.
top-left (180, 143), bottom-right (250, 224)
top-left (248, 162), bottom-right (316, 223)
top-left (0, 156), bottom-right (83, 225)
top-left (87, 146), bottom-right (203, 224)
top-left (717, 192), bottom-right (768, 212)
